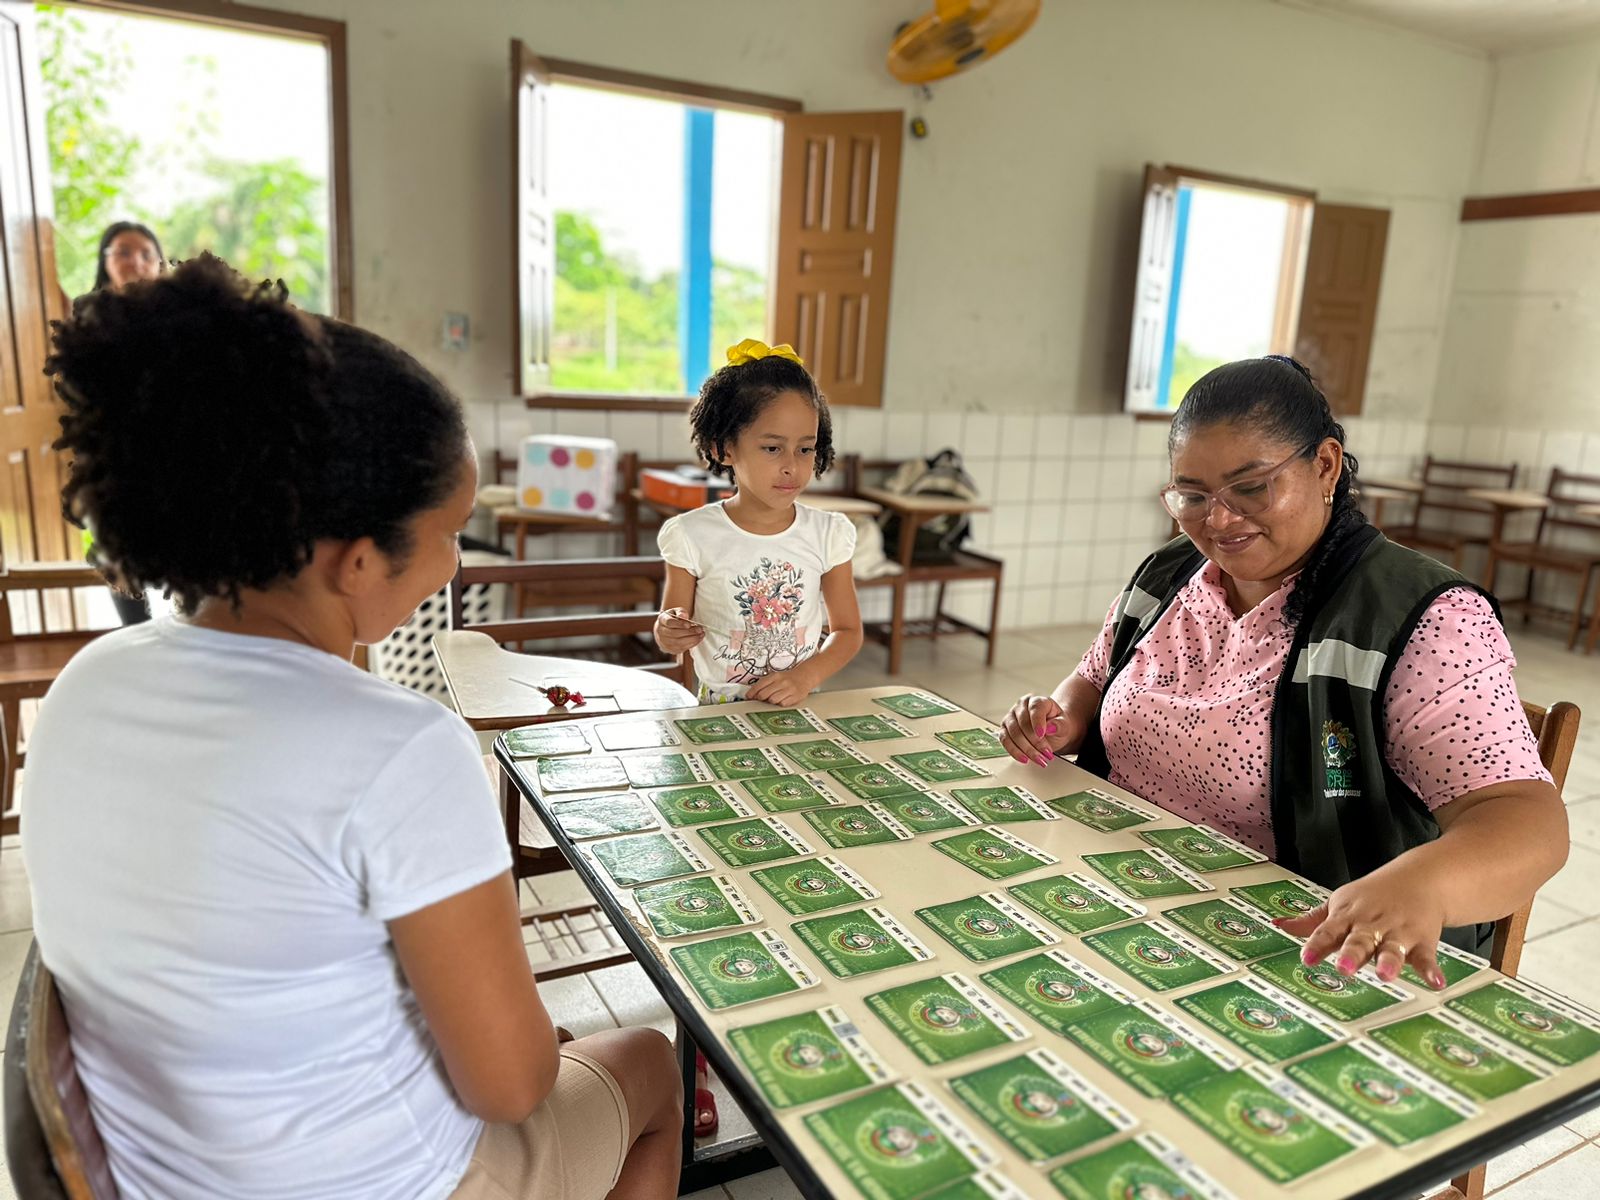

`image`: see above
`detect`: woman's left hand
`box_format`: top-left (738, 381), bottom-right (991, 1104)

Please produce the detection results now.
top-left (1275, 865), bottom-right (1450, 989)
top-left (747, 667), bottom-right (816, 708)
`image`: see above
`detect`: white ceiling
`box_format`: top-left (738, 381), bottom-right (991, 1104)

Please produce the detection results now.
top-left (1285, 0), bottom-right (1600, 53)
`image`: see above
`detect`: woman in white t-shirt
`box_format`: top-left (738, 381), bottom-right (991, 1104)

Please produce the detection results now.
top-left (653, 340), bottom-right (864, 704)
top-left (26, 255), bottom-right (681, 1200)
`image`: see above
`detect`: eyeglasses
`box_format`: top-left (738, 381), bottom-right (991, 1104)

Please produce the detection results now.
top-left (1159, 443), bottom-right (1316, 523)
top-left (106, 245), bottom-right (159, 264)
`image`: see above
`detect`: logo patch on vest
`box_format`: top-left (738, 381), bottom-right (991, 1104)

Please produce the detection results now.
top-left (1321, 720), bottom-right (1361, 798)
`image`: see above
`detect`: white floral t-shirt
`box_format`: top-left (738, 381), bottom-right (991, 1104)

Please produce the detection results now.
top-left (657, 501), bottom-right (856, 701)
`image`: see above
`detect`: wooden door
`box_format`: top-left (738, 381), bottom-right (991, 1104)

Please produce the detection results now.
top-left (1294, 203), bottom-right (1389, 416)
top-left (772, 111), bottom-right (902, 409)
top-left (511, 39), bottom-right (552, 396)
top-left (1124, 165), bottom-right (1180, 413)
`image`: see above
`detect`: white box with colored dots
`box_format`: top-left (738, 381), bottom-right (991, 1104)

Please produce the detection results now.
top-left (516, 435), bottom-right (618, 518)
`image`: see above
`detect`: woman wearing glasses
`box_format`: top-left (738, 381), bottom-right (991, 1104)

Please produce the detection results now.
top-left (1002, 356), bottom-right (1565, 991)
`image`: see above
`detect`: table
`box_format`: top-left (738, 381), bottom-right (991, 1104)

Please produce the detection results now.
top-left (1465, 489), bottom-right (1551, 586)
top-left (1360, 478), bottom-right (1424, 495)
top-left (495, 686), bottom-right (1600, 1200)
top-left (631, 489), bottom-right (883, 519)
top-left (1358, 485), bottom-right (1419, 529)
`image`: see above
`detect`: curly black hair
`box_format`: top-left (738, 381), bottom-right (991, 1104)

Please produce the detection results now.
top-left (688, 353), bottom-right (835, 481)
top-left (47, 253), bottom-right (470, 613)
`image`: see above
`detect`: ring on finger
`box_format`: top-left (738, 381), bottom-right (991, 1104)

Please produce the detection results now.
top-left (1355, 929), bottom-right (1385, 954)
top-left (1378, 939), bottom-right (1409, 960)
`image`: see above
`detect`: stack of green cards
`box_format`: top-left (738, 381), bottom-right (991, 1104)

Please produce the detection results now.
top-left (674, 713), bottom-right (757, 744)
top-left (1448, 978), bottom-right (1600, 1066)
top-left (669, 928), bottom-right (819, 1010)
top-left (728, 1004), bottom-right (893, 1108)
top-left (1163, 896), bottom-right (1301, 962)
top-left (873, 691), bottom-right (959, 719)
top-left (1080, 919), bottom-right (1237, 992)
top-left (829, 714), bottom-right (912, 742)
top-left (1171, 1063), bottom-right (1371, 1184)
top-left (803, 803), bottom-right (914, 849)
top-left (702, 746), bottom-right (787, 781)
top-left (979, 951), bottom-right (1134, 1034)
top-left (828, 761), bottom-right (928, 802)
top-left (1369, 1010), bottom-right (1551, 1100)
top-left (933, 827), bottom-right (1059, 881)
top-left (921, 1171), bottom-right (1032, 1200)
top-left (1231, 874), bottom-right (1330, 921)
top-left (947, 786), bottom-right (1055, 824)
top-left (633, 874), bottom-right (759, 938)
top-left (1175, 976), bottom-right (1347, 1064)
top-left (537, 754), bottom-right (628, 793)
top-left (1063, 998), bottom-right (1240, 1098)
top-left (745, 707), bottom-right (827, 737)
top-left (791, 906), bottom-right (935, 978)
top-left (1250, 950), bottom-right (1409, 1022)
top-left (1139, 824), bottom-right (1268, 872)
top-left (648, 782), bottom-right (751, 827)
top-left (503, 723), bottom-right (590, 758)
top-left (1405, 942), bottom-right (1489, 991)
top-left (914, 892), bottom-right (1059, 962)
top-left (878, 792), bottom-right (980, 834)
top-left (750, 855), bottom-right (880, 916)
top-left (935, 728), bottom-right (1009, 760)
top-left (892, 748), bottom-right (987, 784)
top-left (622, 753), bottom-right (711, 789)
top-left (697, 817), bottom-right (813, 867)
top-left (866, 972), bottom-right (1030, 1065)
top-left (549, 793), bottom-right (658, 840)
top-left (1005, 873), bottom-right (1146, 935)
top-left (949, 1048), bottom-right (1136, 1163)
top-left (1049, 1132), bottom-right (1238, 1200)
top-left (740, 773), bottom-right (842, 813)
top-left (589, 831), bottom-right (710, 887)
top-left (594, 720), bottom-right (679, 751)
top-left (803, 1081), bottom-right (996, 1200)
top-left (1286, 1040), bottom-right (1478, 1146)
top-left (777, 738), bottom-right (870, 772)
top-left (1048, 788), bottom-right (1156, 832)
top-left (1081, 848), bottom-right (1213, 899)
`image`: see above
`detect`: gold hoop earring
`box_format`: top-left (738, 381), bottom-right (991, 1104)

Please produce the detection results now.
top-left (1324, 493), bottom-right (1334, 507)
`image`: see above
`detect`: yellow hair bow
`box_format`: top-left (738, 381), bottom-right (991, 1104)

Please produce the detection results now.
top-left (726, 338), bottom-right (803, 368)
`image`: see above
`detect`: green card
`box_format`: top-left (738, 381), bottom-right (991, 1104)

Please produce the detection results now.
top-left (633, 874), bottom-right (760, 938)
top-left (947, 786), bottom-right (1055, 824)
top-left (828, 761), bottom-right (930, 802)
top-left (1230, 875), bottom-right (1330, 921)
top-left (1171, 1064), bottom-right (1371, 1184)
top-left (1081, 848), bottom-right (1213, 899)
top-left (978, 950), bottom-right (1134, 1035)
top-left (1249, 950), bottom-right (1409, 1022)
top-left (594, 720), bottom-right (679, 751)
top-left (1139, 824), bottom-right (1268, 872)
top-left (697, 817), bottom-right (813, 868)
top-left (647, 782), bottom-right (752, 828)
top-left (739, 772), bottom-right (841, 813)
top-left (1047, 788), bottom-right (1157, 833)
top-left (803, 1081), bottom-right (996, 1200)
top-left (749, 855), bottom-right (880, 916)
top-left (1005, 872), bottom-right (1147, 935)
top-left (1080, 919), bottom-right (1236, 992)
top-left (1163, 896), bottom-right (1301, 962)
top-left (828, 714), bottom-right (913, 742)
top-left (777, 737), bottom-right (870, 772)
top-left (915, 892), bottom-right (1059, 962)
top-left (933, 827), bottom-right (1058, 881)
top-left (803, 803), bottom-right (914, 850)
top-left (623, 753), bottom-right (711, 790)
top-left (1175, 976), bottom-right (1347, 1064)
top-left (873, 692), bottom-right (959, 719)
top-left (670, 928), bottom-right (819, 1010)
top-left (1403, 942), bottom-right (1489, 991)
top-left (949, 1048), bottom-right (1136, 1163)
top-left (892, 749), bottom-right (987, 784)
top-left (549, 793), bottom-right (658, 840)
top-left (935, 728), bottom-right (1010, 760)
top-left (1286, 1041), bottom-right (1478, 1146)
top-left (922, 1171), bottom-right (1032, 1200)
top-left (1049, 1132), bottom-right (1238, 1200)
top-left (791, 906), bottom-right (935, 978)
top-left (1064, 999), bottom-right (1240, 1099)
top-left (1369, 1011), bottom-right (1550, 1100)
top-left (674, 713), bottom-right (758, 744)
top-left (587, 831), bottom-right (710, 888)
top-left (728, 1004), bottom-right (894, 1108)
top-left (866, 972), bottom-right (1030, 1065)
top-left (702, 746), bottom-right (787, 781)
top-left (537, 754), bottom-right (628, 793)
top-left (744, 707), bottom-right (827, 737)
top-left (503, 723), bottom-right (590, 758)
top-left (1448, 978), bottom-right (1600, 1066)
top-left (878, 792), bottom-right (980, 834)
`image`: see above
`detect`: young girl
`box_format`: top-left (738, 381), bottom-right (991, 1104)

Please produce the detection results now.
top-left (27, 256), bottom-right (681, 1200)
top-left (654, 339), bottom-right (863, 704)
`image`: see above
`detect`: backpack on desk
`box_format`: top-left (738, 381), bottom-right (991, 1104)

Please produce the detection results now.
top-left (877, 448), bottom-right (980, 563)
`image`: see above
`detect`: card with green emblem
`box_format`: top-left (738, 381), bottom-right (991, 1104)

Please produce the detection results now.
top-left (935, 727), bottom-right (1010, 760)
top-left (915, 892), bottom-right (1060, 962)
top-left (1447, 977), bottom-right (1600, 1066)
top-left (866, 972), bottom-right (1030, 1066)
top-left (622, 753), bottom-right (712, 789)
top-left (827, 761), bottom-right (930, 802)
top-left (1174, 976), bottom-right (1347, 1064)
top-left (673, 713), bottom-right (758, 745)
top-left (1368, 1010), bottom-right (1551, 1101)
top-left (548, 792), bottom-right (658, 840)
top-left (1080, 918), bottom-right (1237, 992)
top-left (803, 803), bottom-right (915, 850)
top-left (748, 855), bottom-right (880, 916)
top-left (791, 906), bottom-right (936, 978)
top-left (878, 792), bottom-right (980, 834)
top-left (536, 754), bottom-right (628, 793)
top-left (947, 785), bottom-right (1057, 824)
top-left (503, 723), bottom-right (591, 758)
top-left (745, 707), bottom-right (827, 737)
top-left (1162, 896), bottom-right (1301, 962)
top-left (776, 737), bottom-right (871, 772)
top-left (1005, 872), bottom-right (1147, 935)
top-left (921, 1170), bottom-right (1032, 1200)
top-left (1403, 942), bottom-right (1490, 991)
top-left (593, 720), bottom-right (680, 752)
top-left (892, 748), bottom-right (987, 784)
top-left (948, 1047), bottom-right (1136, 1163)
top-left (828, 713), bottom-right (914, 742)
top-left (1063, 998), bottom-right (1240, 1099)
top-left (803, 1081), bottom-right (997, 1200)
top-left (933, 827), bottom-right (1059, 881)
top-left (978, 950), bottom-right (1135, 1035)
top-left (872, 691), bottom-right (960, 719)
top-left (646, 782), bottom-right (752, 828)
top-left (1138, 824), bottom-right (1268, 872)
top-left (727, 1004), bottom-right (894, 1109)
top-left (1285, 1040), bottom-right (1478, 1146)
top-left (1048, 1132), bottom-right (1239, 1200)
top-left (1249, 950), bottom-right (1409, 1022)
top-left (668, 928), bottom-right (818, 1010)
top-left (738, 772), bottom-right (843, 814)
top-left (701, 746), bottom-right (787, 782)
top-left (1080, 848), bottom-right (1213, 899)
top-left (696, 817), bottom-right (813, 868)
top-left (1230, 874), bottom-right (1331, 922)
top-left (632, 874), bottom-right (760, 938)
top-left (586, 831), bottom-right (711, 888)
top-left (1046, 788), bottom-right (1158, 833)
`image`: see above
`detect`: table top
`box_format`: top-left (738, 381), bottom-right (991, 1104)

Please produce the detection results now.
top-left (1464, 489), bottom-right (1551, 510)
top-left (1359, 486), bottom-right (1420, 503)
top-left (857, 485), bottom-right (991, 516)
top-left (496, 686), bottom-right (1600, 1200)
top-left (630, 491), bottom-right (884, 518)
top-left (432, 631), bottom-right (695, 730)
top-left (1359, 477), bottom-right (1424, 495)
top-left (1576, 504), bottom-right (1600, 520)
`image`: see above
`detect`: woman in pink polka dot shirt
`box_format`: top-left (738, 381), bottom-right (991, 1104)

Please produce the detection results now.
top-left (1002, 357), bottom-right (1567, 992)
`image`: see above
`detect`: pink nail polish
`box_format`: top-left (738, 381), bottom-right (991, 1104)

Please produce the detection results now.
top-left (1300, 949), bottom-right (1315, 965)
top-left (1336, 956), bottom-right (1355, 973)
top-left (1035, 727), bottom-right (1044, 737)
top-left (1034, 755), bottom-right (1047, 767)
top-left (1430, 971), bottom-right (1447, 989)
top-left (1042, 750), bottom-right (1054, 762)
top-left (1046, 723), bottom-right (1058, 735)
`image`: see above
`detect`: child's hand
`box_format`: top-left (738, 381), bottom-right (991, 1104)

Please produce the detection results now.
top-left (999, 694), bottom-right (1080, 766)
top-left (746, 666), bottom-right (816, 708)
top-left (654, 607), bottom-right (705, 654)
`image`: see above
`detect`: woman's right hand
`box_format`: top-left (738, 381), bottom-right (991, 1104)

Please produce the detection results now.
top-left (1000, 694), bottom-right (1081, 766)
top-left (654, 607), bottom-right (705, 654)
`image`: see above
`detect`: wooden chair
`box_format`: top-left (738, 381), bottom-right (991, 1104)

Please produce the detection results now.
top-left (1485, 468), bottom-right (1600, 650)
top-left (5, 941), bottom-right (120, 1199)
top-left (1428, 697), bottom-right (1580, 1200)
top-left (1381, 456), bottom-right (1517, 572)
